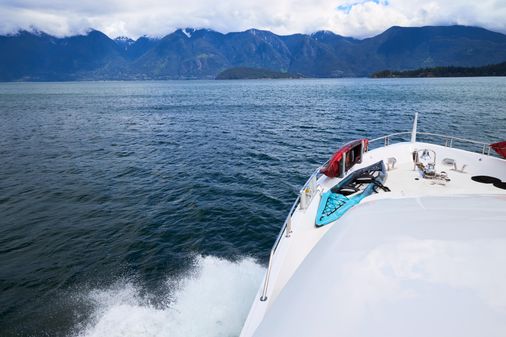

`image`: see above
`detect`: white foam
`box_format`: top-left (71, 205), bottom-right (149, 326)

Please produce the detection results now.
top-left (76, 256), bottom-right (264, 337)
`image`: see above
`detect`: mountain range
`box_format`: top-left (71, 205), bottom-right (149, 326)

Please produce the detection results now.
top-left (1, 25), bottom-right (506, 81)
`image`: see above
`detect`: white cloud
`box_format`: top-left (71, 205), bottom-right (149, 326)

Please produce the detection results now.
top-left (0, 0), bottom-right (505, 39)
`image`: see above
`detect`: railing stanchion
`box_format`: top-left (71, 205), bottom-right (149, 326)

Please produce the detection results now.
top-left (285, 217), bottom-right (291, 238)
top-left (411, 112), bottom-right (418, 143)
top-left (359, 139), bottom-right (364, 163)
top-left (260, 249), bottom-right (274, 301)
top-left (340, 152), bottom-right (346, 178)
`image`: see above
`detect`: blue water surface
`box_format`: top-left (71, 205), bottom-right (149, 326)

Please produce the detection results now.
top-left (0, 78), bottom-right (505, 336)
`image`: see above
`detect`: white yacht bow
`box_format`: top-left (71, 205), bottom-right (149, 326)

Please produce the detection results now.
top-left (240, 114), bottom-right (506, 337)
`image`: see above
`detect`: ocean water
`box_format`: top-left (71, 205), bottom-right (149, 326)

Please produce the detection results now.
top-left (0, 78), bottom-right (505, 337)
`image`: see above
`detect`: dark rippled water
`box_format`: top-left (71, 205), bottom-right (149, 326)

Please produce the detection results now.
top-left (1, 78), bottom-right (505, 337)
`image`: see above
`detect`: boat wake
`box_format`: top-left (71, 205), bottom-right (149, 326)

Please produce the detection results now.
top-left (75, 256), bottom-right (264, 337)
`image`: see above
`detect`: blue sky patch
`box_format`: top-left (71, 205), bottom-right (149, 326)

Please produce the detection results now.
top-left (337, 0), bottom-right (389, 13)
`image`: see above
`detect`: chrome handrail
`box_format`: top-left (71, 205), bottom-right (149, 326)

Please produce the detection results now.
top-left (369, 132), bottom-right (412, 144)
top-left (417, 132), bottom-right (491, 146)
top-left (259, 162), bottom-right (325, 301)
top-left (417, 132), bottom-right (492, 155)
top-left (370, 131), bottom-right (493, 155)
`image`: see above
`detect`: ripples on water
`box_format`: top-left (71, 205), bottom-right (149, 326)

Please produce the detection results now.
top-left (0, 78), bottom-right (505, 336)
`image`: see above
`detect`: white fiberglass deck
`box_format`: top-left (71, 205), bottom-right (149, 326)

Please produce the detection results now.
top-left (252, 194), bottom-right (506, 337)
top-left (239, 140), bottom-right (506, 337)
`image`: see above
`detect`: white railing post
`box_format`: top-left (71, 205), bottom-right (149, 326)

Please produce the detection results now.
top-left (340, 152), bottom-right (346, 178)
top-left (285, 217), bottom-right (291, 238)
top-left (411, 112), bottom-right (418, 143)
top-left (260, 249), bottom-right (274, 301)
top-left (359, 139), bottom-right (364, 163)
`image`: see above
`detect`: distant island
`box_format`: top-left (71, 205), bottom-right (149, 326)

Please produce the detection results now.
top-left (372, 61), bottom-right (506, 78)
top-left (216, 67), bottom-right (302, 80)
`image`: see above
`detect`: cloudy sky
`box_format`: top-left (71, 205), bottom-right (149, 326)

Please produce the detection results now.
top-left (0, 0), bottom-right (505, 39)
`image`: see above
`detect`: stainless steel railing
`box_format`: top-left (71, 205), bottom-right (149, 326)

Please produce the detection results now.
top-left (259, 162), bottom-right (326, 301)
top-left (259, 130), bottom-right (496, 302)
top-left (369, 131), bottom-right (493, 155)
